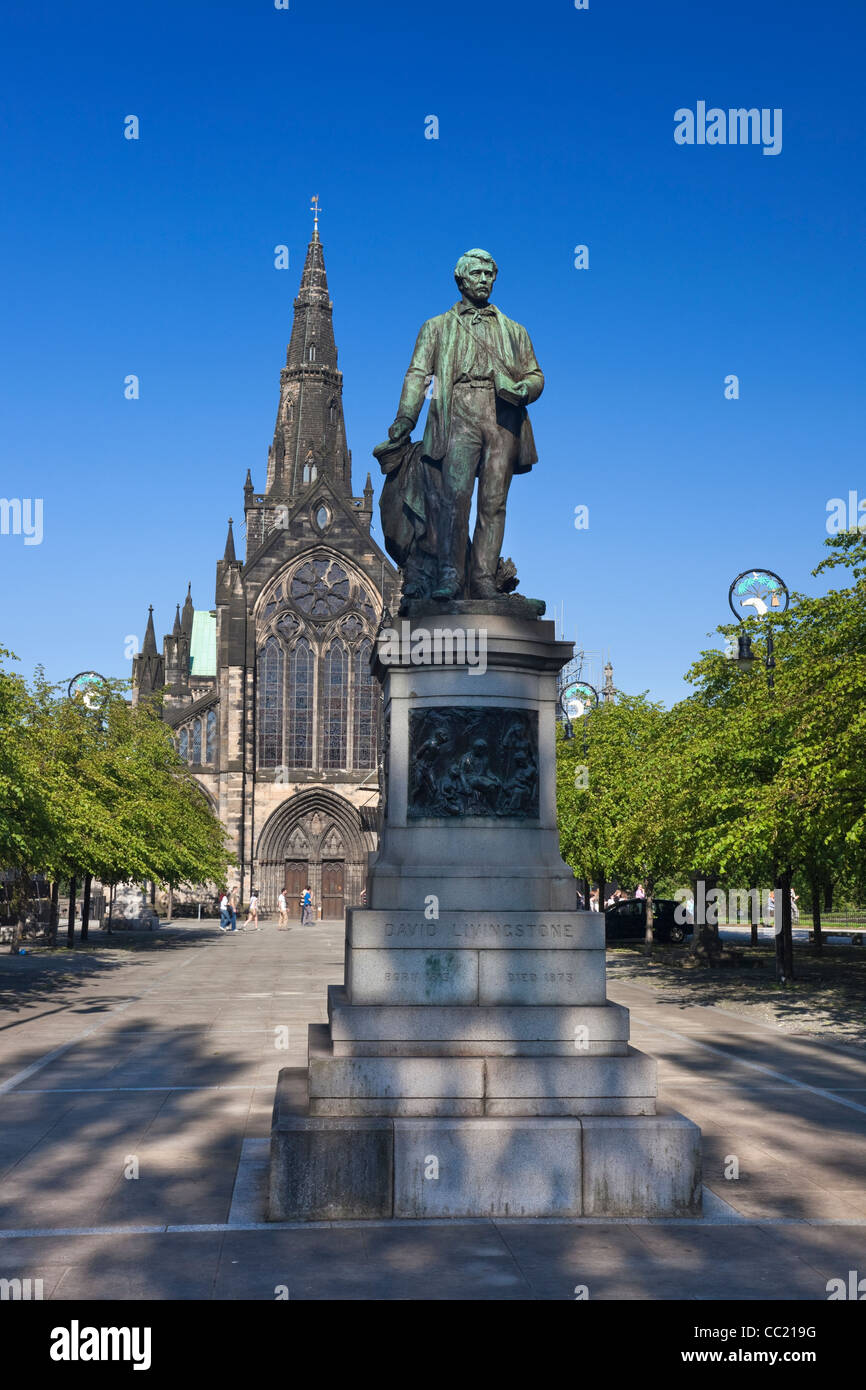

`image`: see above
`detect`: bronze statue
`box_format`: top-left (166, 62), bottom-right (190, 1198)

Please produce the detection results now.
top-left (374, 250), bottom-right (543, 603)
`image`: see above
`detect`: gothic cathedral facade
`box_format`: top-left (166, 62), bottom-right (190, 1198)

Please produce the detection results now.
top-left (131, 227), bottom-right (399, 916)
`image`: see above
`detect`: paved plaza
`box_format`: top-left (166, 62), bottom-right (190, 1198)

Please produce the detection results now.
top-left (0, 922), bottom-right (864, 1300)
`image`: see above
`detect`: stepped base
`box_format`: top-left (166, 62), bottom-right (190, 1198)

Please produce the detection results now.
top-left (268, 1069), bottom-right (702, 1220)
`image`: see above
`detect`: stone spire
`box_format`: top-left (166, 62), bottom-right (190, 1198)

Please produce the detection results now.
top-left (172, 604), bottom-right (182, 639)
top-left (265, 219), bottom-right (352, 500)
top-left (181, 583), bottom-right (194, 638)
top-left (223, 517), bottom-right (236, 563)
top-left (142, 605), bottom-right (158, 656)
top-left (132, 606), bottom-right (165, 705)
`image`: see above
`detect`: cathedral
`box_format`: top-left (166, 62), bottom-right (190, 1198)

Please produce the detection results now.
top-left (131, 213), bottom-right (399, 915)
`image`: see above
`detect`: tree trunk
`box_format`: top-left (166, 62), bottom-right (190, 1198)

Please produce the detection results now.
top-left (48, 880), bottom-right (60, 948)
top-left (781, 869), bottom-right (795, 980)
top-left (80, 873), bottom-right (92, 944)
top-left (107, 882), bottom-right (114, 934)
top-left (66, 875), bottom-right (77, 949)
top-left (824, 878), bottom-right (833, 913)
top-left (810, 876), bottom-right (823, 953)
top-left (167, 886), bottom-right (173, 922)
top-left (775, 870), bottom-right (794, 984)
top-left (644, 882), bottom-right (655, 951)
top-left (750, 884), bottom-right (759, 948)
top-left (598, 876), bottom-right (606, 913)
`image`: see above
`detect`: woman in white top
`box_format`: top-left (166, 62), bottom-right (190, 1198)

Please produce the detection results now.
top-left (244, 890), bottom-right (260, 931)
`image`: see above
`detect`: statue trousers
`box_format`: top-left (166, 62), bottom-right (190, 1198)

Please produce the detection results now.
top-left (436, 380), bottom-right (521, 587)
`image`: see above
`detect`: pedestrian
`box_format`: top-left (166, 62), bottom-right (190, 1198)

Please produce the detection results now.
top-left (277, 889), bottom-right (288, 929)
top-left (635, 882), bottom-right (646, 901)
top-left (300, 886), bottom-right (313, 926)
top-left (244, 889), bottom-right (260, 931)
top-left (228, 888), bottom-right (239, 932)
top-left (218, 889), bottom-right (230, 932)
top-left (589, 889), bottom-right (599, 913)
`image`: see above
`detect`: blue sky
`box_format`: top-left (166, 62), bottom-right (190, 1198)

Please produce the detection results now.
top-left (2, 0), bottom-right (864, 704)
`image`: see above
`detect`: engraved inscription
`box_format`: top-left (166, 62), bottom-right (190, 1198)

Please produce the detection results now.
top-left (407, 707), bottom-right (539, 819)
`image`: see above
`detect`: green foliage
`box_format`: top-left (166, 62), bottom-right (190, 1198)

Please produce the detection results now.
top-left (0, 653), bottom-right (233, 922)
top-left (556, 532), bottom-right (866, 908)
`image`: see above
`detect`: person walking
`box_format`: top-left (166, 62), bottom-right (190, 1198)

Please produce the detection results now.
top-left (300, 886), bottom-right (313, 926)
top-left (228, 888), bottom-right (239, 933)
top-left (244, 889), bottom-right (260, 931)
top-left (218, 890), bottom-right (230, 932)
top-left (277, 889), bottom-right (288, 930)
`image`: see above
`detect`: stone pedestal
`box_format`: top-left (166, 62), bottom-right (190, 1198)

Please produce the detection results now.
top-left (268, 606), bottom-right (701, 1219)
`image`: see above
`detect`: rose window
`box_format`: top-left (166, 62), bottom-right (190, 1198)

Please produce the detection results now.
top-left (290, 559), bottom-right (351, 617)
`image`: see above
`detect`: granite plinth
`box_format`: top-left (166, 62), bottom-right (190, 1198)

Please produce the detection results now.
top-left (268, 608), bottom-right (702, 1220)
top-left (269, 1071), bottom-right (702, 1219)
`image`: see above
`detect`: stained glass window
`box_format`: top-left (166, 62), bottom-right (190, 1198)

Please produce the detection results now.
top-left (291, 559), bottom-right (350, 618)
top-left (178, 727), bottom-right (188, 761)
top-left (322, 639), bottom-right (348, 769)
top-left (358, 587), bottom-right (377, 624)
top-left (352, 640), bottom-right (376, 769)
top-left (191, 718), bottom-right (202, 764)
top-left (258, 637), bottom-right (284, 768)
top-left (206, 709), bottom-right (216, 764)
top-left (287, 638), bottom-right (313, 769)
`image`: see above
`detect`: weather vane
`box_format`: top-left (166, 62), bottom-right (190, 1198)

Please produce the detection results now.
top-left (311, 194), bottom-right (321, 236)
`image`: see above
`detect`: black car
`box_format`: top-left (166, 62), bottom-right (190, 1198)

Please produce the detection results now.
top-left (604, 897), bottom-right (692, 944)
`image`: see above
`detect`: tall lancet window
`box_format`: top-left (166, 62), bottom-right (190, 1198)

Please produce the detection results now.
top-left (191, 718), bottom-right (202, 764)
top-left (308, 342), bottom-right (316, 362)
top-left (352, 639), bottom-right (376, 769)
top-left (322, 639), bottom-right (348, 770)
top-left (329, 398), bottom-right (337, 424)
top-left (178, 728), bottom-right (188, 762)
top-left (206, 709), bottom-right (216, 764)
top-left (258, 637), bottom-right (284, 768)
top-left (287, 638), bottom-right (313, 769)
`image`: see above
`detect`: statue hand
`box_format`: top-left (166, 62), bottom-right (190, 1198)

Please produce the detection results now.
top-left (389, 418), bottom-right (413, 443)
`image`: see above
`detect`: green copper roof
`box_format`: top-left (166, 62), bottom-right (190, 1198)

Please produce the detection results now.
top-left (189, 610), bottom-right (217, 677)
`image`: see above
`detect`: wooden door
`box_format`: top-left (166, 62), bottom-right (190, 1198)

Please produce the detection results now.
top-left (321, 861), bottom-right (344, 920)
top-left (285, 862), bottom-right (307, 919)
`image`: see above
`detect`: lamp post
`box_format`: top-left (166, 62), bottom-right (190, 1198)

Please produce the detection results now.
top-left (725, 571), bottom-right (792, 981)
top-left (66, 671), bottom-right (111, 947)
top-left (558, 670), bottom-right (600, 909)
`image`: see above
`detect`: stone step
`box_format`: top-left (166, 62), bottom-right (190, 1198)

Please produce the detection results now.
top-left (328, 986), bottom-right (630, 1056)
top-left (269, 1068), bottom-right (701, 1220)
top-left (307, 1025), bottom-right (657, 1117)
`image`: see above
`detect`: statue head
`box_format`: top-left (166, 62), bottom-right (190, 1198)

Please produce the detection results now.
top-left (454, 249), bottom-right (498, 306)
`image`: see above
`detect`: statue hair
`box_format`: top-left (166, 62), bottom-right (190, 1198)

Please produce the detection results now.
top-left (454, 249), bottom-right (498, 288)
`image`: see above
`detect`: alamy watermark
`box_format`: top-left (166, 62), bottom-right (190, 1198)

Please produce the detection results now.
top-left (0, 498), bottom-right (43, 545)
top-left (378, 620), bottom-right (487, 675)
top-left (674, 103), bottom-right (782, 156)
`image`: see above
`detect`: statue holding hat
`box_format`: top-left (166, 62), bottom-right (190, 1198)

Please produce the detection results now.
top-left (374, 249), bottom-right (544, 607)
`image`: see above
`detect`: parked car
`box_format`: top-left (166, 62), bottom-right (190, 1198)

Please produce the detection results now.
top-left (604, 897), bottom-right (692, 944)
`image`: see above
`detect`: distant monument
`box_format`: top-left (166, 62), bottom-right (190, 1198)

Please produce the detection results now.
top-left (268, 253), bottom-right (702, 1220)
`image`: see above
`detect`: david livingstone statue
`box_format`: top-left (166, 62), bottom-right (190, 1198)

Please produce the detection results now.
top-left (374, 249), bottom-right (544, 605)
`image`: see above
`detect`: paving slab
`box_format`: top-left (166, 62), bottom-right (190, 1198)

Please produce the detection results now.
top-left (0, 921), bottom-right (863, 1298)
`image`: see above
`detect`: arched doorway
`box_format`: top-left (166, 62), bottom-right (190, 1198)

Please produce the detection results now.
top-left (255, 789), bottom-right (371, 917)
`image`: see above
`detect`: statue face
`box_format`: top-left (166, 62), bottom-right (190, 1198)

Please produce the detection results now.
top-left (458, 259), bottom-right (496, 305)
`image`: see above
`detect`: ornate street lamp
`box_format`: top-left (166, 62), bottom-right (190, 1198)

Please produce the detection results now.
top-left (727, 569), bottom-right (789, 691)
top-left (726, 570), bottom-right (792, 982)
